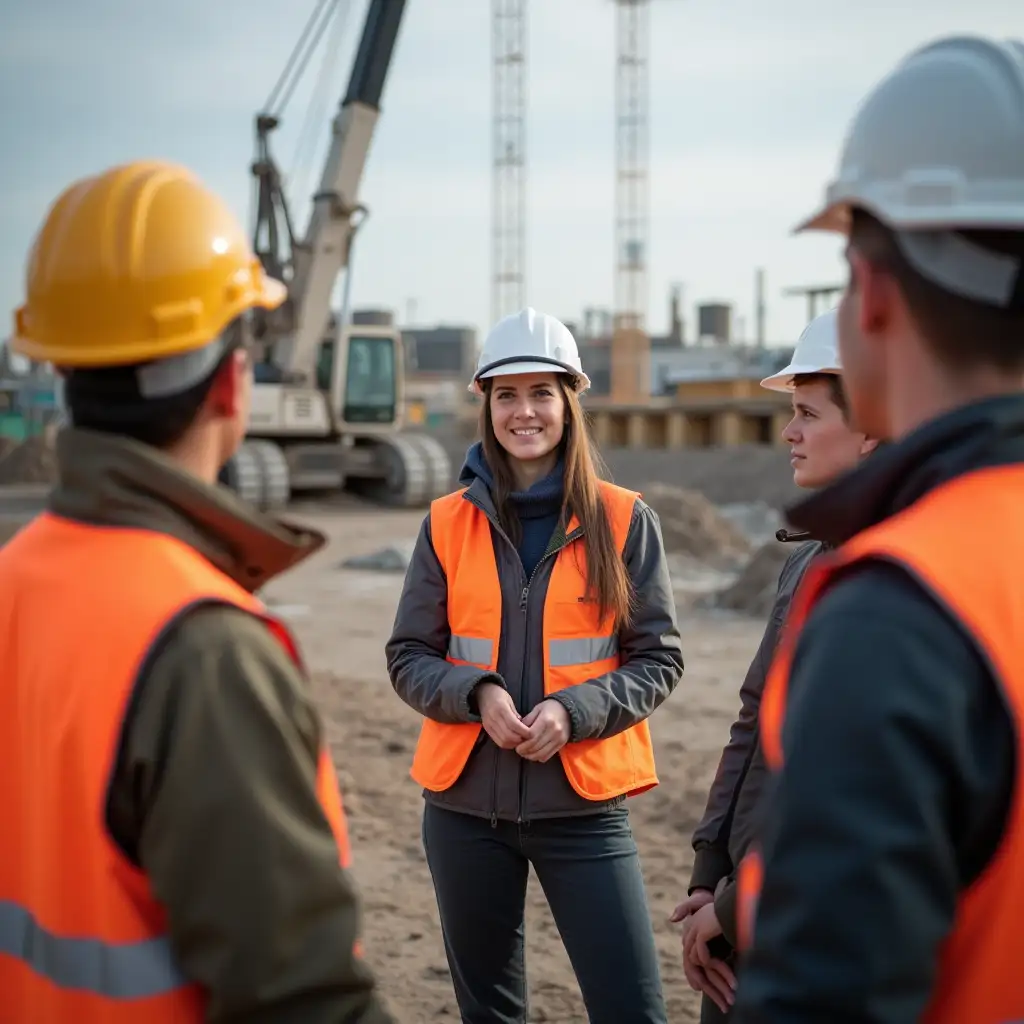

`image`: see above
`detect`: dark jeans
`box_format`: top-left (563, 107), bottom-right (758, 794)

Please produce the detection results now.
top-left (422, 802), bottom-right (667, 1024)
top-left (698, 940), bottom-right (737, 1023)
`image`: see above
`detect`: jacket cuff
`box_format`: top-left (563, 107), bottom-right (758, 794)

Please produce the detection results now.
top-left (714, 878), bottom-right (738, 948)
top-left (463, 674), bottom-right (504, 721)
top-left (689, 844), bottom-right (732, 894)
top-left (546, 691), bottom-right (583, 741)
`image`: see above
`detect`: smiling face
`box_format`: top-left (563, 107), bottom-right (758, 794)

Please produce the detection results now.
top-left (487, 371), bottom-right (566, 468)
top-left (782, 376), bottom-right (874, 489)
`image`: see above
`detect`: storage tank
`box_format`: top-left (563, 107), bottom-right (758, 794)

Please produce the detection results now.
top-left (697, 303), bottom-right (732, 345)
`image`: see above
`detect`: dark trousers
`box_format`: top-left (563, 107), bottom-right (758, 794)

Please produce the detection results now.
top-left (422, 802), bottom-right (667, 1024)
top-left (700, 993), bottom-right (732, 1023)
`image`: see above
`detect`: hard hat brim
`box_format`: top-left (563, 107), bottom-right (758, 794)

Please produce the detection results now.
top-left (469, 359), bottom-right (591, 395)
top-left (11, 273), bottom-right (288, 368)
top-left (793, 200), bottom-right (852, 236)
top-left (760, 362), bottom-right (842, 392)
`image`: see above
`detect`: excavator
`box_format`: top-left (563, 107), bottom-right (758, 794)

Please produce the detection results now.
top-left (218, 0), bottom-right (452, 509)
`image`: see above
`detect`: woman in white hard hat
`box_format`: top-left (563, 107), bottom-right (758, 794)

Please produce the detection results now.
top-left (672, 309), bottom-right (878, 1022)
top-left (387, 307), bottom-right (683, 1023)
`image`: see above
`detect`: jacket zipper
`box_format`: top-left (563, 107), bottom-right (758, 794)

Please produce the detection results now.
top-left (464, 494), bottom-right (522, 829)
top-left (516, 553), bottom-right (550, 826)
top-left (517, 528), bottom-right (583, 824)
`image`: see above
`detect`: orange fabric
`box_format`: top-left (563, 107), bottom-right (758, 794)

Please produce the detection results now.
top-left (735, 465), bottom-right (1024, 1022)
top-left (410, 481), bottom-right (659, 801)
top-left (0, 512), bottom-right (352, 1022)
top-left (735, 847), bottom-right (763, 953)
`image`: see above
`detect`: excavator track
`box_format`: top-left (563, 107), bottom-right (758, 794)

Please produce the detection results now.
top-left (219, 440), bottom-right (291, 511)
top-left (344, 432), bottom-right (452, 508)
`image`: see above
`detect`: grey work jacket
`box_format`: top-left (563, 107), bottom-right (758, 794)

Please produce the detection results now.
top-left (386, 477), bottom-right (684, 822)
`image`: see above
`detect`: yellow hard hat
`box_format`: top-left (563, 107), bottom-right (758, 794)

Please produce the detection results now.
top-left (11, 160), bottom-right (286, 367)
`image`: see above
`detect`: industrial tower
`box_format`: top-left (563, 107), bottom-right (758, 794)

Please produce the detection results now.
top-left (491, 0), bottom-right (527, 326)
top-left (611, 0), bottom-right (651, 402)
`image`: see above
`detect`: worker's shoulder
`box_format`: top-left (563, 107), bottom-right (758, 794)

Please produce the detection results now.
top-left (156, 599), bottom-right (289, 661)
top-left (135, 601), bottom-right (310, 723)
top-left (782, 537), bottom-right (825, 574)
top-left (801, 557), bottom-right (994, 695)
top-left (811, 556), bottom-right (951, 632)
top-left (774, 539), bottom-right (825, 604)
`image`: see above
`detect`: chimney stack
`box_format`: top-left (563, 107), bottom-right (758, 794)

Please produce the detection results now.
top-left (755, 268), bottom-right (766, 348)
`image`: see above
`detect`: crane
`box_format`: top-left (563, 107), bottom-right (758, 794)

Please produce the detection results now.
top-left (491, 0), bottom-right (527, 325)
top-left (610, 0), bottom-right (651, 403)
top-left (219, 0), bottom-right (452, 509)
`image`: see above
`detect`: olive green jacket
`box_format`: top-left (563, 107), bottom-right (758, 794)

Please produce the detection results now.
top-left (40, 428), bottom-right (394, 1024)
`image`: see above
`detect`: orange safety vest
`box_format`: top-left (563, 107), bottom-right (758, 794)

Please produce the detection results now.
top-left (0, 512), bottom-right (353, 1024)
top-left (410, 480), bottom-right (659, 802)
top-left (735, 465), bottom-right (1024, 1023)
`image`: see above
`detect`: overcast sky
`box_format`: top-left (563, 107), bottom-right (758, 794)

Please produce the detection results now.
top-left (0, 0), bottom-right (1019, 350)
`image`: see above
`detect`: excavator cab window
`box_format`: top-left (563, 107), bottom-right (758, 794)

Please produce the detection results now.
top-left (342, 335), bottom-right (396, 424)
top-left (316, 339), bottom-right (335, 391)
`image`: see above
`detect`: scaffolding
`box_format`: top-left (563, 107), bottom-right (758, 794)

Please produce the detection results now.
top-left (614, 0), bottom-right (650, 332)
top-left (491, 0), bottom-right (527, 326)
top-left (610, 0), bottom-right (651, 401)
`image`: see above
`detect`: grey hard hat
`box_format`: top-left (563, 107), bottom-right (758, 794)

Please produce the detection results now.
top-left (797, 35), bottom-right (1024, 307)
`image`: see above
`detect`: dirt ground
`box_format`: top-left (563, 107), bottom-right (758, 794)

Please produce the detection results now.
top-left (265, 501), bottom-right (765, 1023)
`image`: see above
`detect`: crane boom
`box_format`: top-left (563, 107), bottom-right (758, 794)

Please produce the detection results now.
top-left (271, 0), bottom-right (407, 379)
top-left (229, 0), bottom-right (452, 514)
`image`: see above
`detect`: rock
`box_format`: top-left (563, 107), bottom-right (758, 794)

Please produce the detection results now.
top-left (340, 541), bottom-right (416, 573)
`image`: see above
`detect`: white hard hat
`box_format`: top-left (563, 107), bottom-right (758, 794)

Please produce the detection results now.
top-left (796, 35), bottom-right (1024, 307)
top-left (470, 307), bottom-right (591, 395)
top-left (760, 309), bottom-right (840, 393)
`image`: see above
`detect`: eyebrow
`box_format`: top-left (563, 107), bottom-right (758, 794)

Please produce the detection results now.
top-left (792, 400), bottom-right (819, 414)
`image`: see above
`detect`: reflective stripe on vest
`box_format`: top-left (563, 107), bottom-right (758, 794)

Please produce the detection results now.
top-left (410, 480), bottom-right (659, 802)
top-left (735, 465), bottom-right (1024, 1023)
top-left (0, 513), bottom-right (352, 1021)
top-left (0, 899), bottom-right (185, 999)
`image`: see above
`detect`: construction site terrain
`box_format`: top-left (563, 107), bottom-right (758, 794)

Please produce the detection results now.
top-left (0, 435), bottom-right (795, 1022)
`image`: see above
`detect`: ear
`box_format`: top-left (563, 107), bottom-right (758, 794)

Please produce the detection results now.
top-left (859, 436), bottom-right (880, 457)
top-left (205, 349), bottom-right (248, 417)
top-left (850, 249), bottom-right (897, 338)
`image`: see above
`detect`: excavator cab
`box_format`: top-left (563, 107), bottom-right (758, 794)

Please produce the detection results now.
top-left (316, 324), bottom-right (402, 430)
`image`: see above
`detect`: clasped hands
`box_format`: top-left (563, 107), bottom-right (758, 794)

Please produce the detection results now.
top-left (475, 681), bottom-right (570, 762)
top-left (669, 890), bottom-right (737, 1014)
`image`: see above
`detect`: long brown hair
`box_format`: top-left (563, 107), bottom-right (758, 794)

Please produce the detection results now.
top-left (479, 376), bottom-right (635, 628)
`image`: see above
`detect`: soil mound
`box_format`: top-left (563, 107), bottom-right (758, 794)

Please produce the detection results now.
top-left (706, 539), bottom-right (792, 617)
top-left (641, 482), bottom-right (753, 567)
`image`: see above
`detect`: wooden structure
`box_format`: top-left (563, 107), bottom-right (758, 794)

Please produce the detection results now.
top-left (583, 390), bottom-right (791, 450)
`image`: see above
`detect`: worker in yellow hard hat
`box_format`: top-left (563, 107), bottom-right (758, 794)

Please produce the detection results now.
top-left (0, 160), bottom-right (394, 1023)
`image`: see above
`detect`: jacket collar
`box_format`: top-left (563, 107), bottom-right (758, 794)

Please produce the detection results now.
top-left (47, 428), bottom-right (325, 591)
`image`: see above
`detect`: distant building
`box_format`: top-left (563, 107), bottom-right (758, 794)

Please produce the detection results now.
top-left (577, 334), bottom-right (792, 398)
top-left (400, 323), bottom-right (478, 426)
top-left (402, 324), bottom-right (476, 377)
